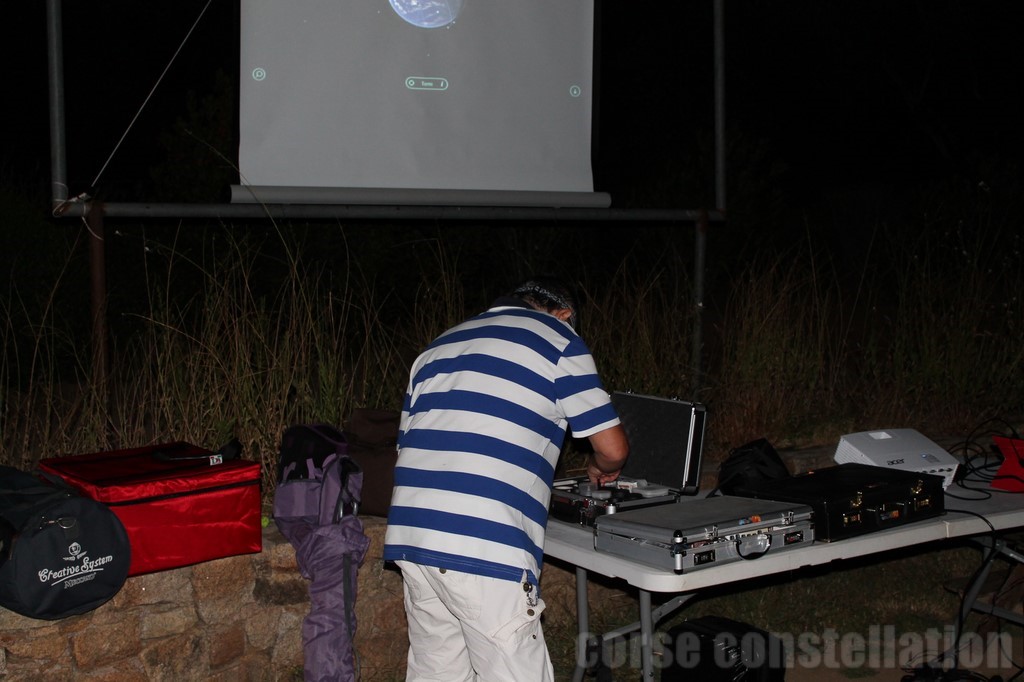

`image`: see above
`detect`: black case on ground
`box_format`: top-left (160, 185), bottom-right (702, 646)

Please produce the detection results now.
top-left (733, 462), bottom-right (945, 541)
top-left (662, 615), bottom-right (786, 681)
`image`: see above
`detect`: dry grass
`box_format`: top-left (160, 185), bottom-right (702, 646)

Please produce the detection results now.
top-left (1, 218), bottom-right (1022, 487)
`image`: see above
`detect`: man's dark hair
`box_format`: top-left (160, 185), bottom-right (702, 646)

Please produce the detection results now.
top-left (510, 276), bottom-right (578, 328)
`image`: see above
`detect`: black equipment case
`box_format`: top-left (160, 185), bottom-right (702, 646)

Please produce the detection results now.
top-left (733, 462), bottom-right (945, 541)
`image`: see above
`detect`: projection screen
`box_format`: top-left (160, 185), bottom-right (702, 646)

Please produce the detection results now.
top-left (233, 0), bottom-right (608, 208)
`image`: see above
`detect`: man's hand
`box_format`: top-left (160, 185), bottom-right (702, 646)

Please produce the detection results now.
top-left (586, 459), bottom-right (621, 487)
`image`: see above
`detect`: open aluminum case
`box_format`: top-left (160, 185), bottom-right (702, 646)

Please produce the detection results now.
top-left (550, 391), bottom-right (706, 526)
top-left (594, 495), bottom-right (814, 573)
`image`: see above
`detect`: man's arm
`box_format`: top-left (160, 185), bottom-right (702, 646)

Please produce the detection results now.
top-left (586, 424), bottom-right (629, 485)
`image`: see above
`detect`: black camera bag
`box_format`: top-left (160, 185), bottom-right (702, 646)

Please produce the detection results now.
top-left (0, 465), bottom-right (131, 620)
top-left (716, 438), bottom-right (791, 496)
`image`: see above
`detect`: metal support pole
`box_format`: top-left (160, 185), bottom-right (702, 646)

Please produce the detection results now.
top-left (689, 0), bottom-right (726, 401)
top-left (692, 212), bottom-right (707, 398)
top-left (714, 0), bottom-right (727, 211)
top-left (46, 0), bottom-right (68, 208)
top-left (87, 204), bottom-right (108, 404)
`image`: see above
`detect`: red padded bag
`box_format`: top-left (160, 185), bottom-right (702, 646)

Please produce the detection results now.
top-left (38, 441), bottom-right (262, 576)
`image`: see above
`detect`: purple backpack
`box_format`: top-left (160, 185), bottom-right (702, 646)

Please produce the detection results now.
top-left (273, 424), bottom-right (370, 682)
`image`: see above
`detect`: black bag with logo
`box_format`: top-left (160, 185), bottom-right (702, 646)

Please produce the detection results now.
top-left (0, 465), bottom-right (131, 620)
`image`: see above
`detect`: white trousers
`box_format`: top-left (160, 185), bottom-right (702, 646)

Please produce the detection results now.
top-left (396, 561), bottom-right (555, 682)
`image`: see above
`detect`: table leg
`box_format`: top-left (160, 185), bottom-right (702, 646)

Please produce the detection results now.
top-left (569, 561), bottom-right (696, 682)
top-left (639, 589), bottom-right (655, 679)
top-left (958, 538), bottom-right (1024, 630)
top-left (935, 536), bottom-right (1024, 670)
top-left (572, 566), bottom-right (590, 682)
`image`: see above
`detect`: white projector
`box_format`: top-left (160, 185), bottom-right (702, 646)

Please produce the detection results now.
top-left (834, 428), bottom-right (959, 490)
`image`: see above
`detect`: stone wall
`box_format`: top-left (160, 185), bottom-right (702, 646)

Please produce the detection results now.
top-left (0, 516), bottom-right (626, 681)
top-left (0, 517), bottom-right (409, 681)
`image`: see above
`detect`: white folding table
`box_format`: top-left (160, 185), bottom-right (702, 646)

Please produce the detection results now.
top-left (543, 491), bottom-right (1024, 680)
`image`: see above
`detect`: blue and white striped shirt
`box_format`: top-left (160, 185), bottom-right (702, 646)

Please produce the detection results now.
top-left (383, 303), bottom-right (619, 586)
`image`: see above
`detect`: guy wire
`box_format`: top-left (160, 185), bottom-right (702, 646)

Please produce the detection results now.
top-left (89, 0), bottom-right (214, 190)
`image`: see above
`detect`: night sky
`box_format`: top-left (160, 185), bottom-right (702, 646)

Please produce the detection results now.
top-left (5, 1), bottom-right (1024, 217)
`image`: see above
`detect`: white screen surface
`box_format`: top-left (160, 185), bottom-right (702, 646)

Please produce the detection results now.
top-left (235, 0), bottom-right (607, 207)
